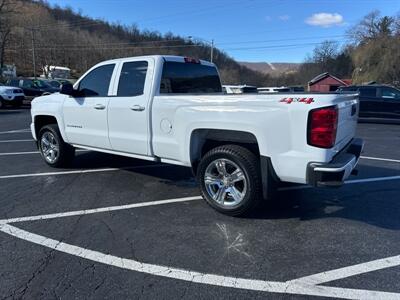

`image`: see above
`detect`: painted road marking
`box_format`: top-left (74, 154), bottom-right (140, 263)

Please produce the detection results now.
top-left (0, 196), bottom-right (399, 300)
top-left (360, 156), bottom-right (400, 163)
top-left (0, 149), bottom-right (89, 156)
top-left (0, 196), bottom-right (202, 224)
top-left (0, 129), bottom-right (31, 135)
top-left (0, 139), bottom-right (34, 143)
top-left (0, 164), bottom-right (166, 179)
top-left (288, 255), bottom-right (400, 286)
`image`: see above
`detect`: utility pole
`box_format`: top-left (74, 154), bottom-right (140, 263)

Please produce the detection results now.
top-left (210, 39), bottom-right (214, 63)
top-left (187, 36), bottom-right (214, 63)
top-left (30, 27), bottom-right (36, 79)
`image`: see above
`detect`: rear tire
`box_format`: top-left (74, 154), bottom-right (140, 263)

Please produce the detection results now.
top-left (197, 144), bottom-right (262, 216)
top-left (0, 98), bottom-right (4, 109)
top-left (11, 99), bottom-right (22, 108)
top-left (38, 124), bottom-right (75, 168)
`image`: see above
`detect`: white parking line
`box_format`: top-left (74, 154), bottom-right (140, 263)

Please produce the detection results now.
top-left (0, 139), bottom-right (34, 143)
top-left (0, 151), bottom-right (39, 156)
top-left (0, 149), bottom-right (88, 156)
top-left (288, 254), bottom-right (400, 286)
top-left (361, 156), bottom-right (400, 163)
top-left (0, 164), bottom-right (165, 179)
top-left (0, 196), bottom-right (202, 224)
top-left (0, 195), bottom-right (399, 299)
top-left (0, 129), bottom-right (30, 134)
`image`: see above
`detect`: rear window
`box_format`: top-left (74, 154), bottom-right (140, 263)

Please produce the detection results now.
top-left (160, 61), bottom-right (222, 94)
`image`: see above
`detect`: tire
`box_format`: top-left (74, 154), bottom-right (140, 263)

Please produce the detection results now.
top-left (11, 99), bottom-right (22, 108)
top-left (197, 144), bottom-right (262, 216)
top-left (38, 124), bottom-right (75, 167)
top-left (0, 98), bottom-right (4, 109)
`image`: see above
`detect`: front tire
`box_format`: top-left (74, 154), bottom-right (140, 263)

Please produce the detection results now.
top-left (197, 145), bottom-right (262, 216)
top-left (38, 124), bottom-right (75, 167)
top-left (11, 99), bottom-right (22, 108)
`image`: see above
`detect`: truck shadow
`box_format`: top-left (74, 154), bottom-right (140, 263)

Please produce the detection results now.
top-left (249, 164), bottom-right (400, 230)
top-left (72, 151), bottom-right (400, 230)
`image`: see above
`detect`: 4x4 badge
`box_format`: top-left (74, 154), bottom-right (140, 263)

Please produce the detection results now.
top-left (280, 98), bottom-right (314, 104)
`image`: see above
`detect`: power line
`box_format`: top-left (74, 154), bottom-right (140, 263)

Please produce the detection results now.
top-left (216, 35), bottom-right (351, 46)
top-left (12, 33), bottom-right (350, 49)
top-left (7, 40), bottom-right (346, 52)
top-left (224, 40), bottom-right (347, 51)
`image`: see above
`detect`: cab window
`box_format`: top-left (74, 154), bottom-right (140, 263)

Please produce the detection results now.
top-left (381, 87), bottom-right (400, 99)
top-left (78, 64), bottom-right (115, 97)
top-left (117, 61), bottom-right (148, 97)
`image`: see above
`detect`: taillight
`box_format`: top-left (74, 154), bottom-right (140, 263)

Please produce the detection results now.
top-left (308, 106), bottom-right (338, 148)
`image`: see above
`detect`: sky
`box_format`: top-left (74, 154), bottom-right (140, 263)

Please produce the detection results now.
top-left (46, 0), bottom-right (400, 63)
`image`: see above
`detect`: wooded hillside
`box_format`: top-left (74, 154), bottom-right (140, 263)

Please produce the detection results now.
top-left (0, 0), bottom-right (271, 85)
top-left (0, 1), bottom-right (399, 87)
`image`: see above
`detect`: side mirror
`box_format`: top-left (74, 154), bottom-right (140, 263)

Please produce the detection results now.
top-left (60, 83), bottom-right (75, 96)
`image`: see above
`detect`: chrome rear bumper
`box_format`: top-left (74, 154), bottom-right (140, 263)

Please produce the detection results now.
top-left (307, 138), bottom-right (364, 187)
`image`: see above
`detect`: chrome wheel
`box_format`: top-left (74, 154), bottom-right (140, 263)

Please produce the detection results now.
top-left (40, 132), bottom-right (59, 164)
top-left (204, 158), bottom-right (247, 207)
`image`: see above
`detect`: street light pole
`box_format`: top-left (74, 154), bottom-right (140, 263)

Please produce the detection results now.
top-left (188, 36), bottom-right (214, 63)
top-left (210, 39), bottom-right (214, 63)
top-left (30, 28), bottom-right (37, 79)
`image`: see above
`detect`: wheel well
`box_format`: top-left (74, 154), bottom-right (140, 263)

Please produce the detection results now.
top-left (190, 129), bottom-right (260, 174)
top-left (34, 115), bottom-right (58, 137)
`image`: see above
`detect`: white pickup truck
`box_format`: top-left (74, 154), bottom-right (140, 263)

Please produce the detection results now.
top-left (31, 55), bottom-right (364, 216)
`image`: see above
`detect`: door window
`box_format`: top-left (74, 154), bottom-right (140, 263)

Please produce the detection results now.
top-left (78, 64), bottom-right (115, 97)
top-left (381, 87), bottom-right (400, 99)
top-left (359, 87), bottom-right (377, 97)
top-left (117, 61), bottom-right (148, 97)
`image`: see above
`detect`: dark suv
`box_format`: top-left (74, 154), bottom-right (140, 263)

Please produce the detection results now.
top-left (338, 84), bottom-right (400, 121)
top-left (6, 78), bottom-right (59, 97)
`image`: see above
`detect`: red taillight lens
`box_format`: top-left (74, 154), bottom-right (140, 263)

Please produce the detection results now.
top-left (308, 106), bottom-right (338, 148)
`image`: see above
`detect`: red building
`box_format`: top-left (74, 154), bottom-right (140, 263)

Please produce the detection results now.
top-left (308, 72), bottom-right (351, 92)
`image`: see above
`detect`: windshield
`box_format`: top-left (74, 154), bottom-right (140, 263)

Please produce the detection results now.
top-left (33, 80), bottom-right (52, 88)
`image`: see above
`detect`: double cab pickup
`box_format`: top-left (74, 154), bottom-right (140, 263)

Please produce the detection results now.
top-left (31, 55), bottom-right (364, 215)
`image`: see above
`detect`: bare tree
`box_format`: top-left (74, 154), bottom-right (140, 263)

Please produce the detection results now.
top-left (348, 10), bottom-right (396, 44)
top-left (0, 0), bottom-right (18, 69)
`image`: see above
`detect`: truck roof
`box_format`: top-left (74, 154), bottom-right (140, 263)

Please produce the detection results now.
top-left (96, 55), bottom-right (215, 67)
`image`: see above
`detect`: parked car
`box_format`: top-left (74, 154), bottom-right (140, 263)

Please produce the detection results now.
top-left (0, 84), bottom-right (25, 108)
top-left (258, 87), bottom-right (287, 93)
top-left (6, 78), bottom-right (59, 97)
top-left (45, 79), bottom-right (72, 90)
top-left (338, 84), bottom-right (400, 121)
top-left (223, 85), bottom-right (258, 94)
top-left (259, 86), bottom-right (305, 93)
top-left (31, 55), bottom-right (363, 216)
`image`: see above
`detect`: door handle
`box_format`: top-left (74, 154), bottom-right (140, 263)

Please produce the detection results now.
top-left (130, 105), bottom-right (145, 111)
top-left (94, 104), bottom-right (106, 110)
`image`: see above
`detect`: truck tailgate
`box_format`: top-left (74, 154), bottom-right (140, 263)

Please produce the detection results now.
top-left (334, 94), bottom-right (359, 150)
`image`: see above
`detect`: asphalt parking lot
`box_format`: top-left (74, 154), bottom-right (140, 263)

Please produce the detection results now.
top-left (0, 107), bottom-right (399, 299)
